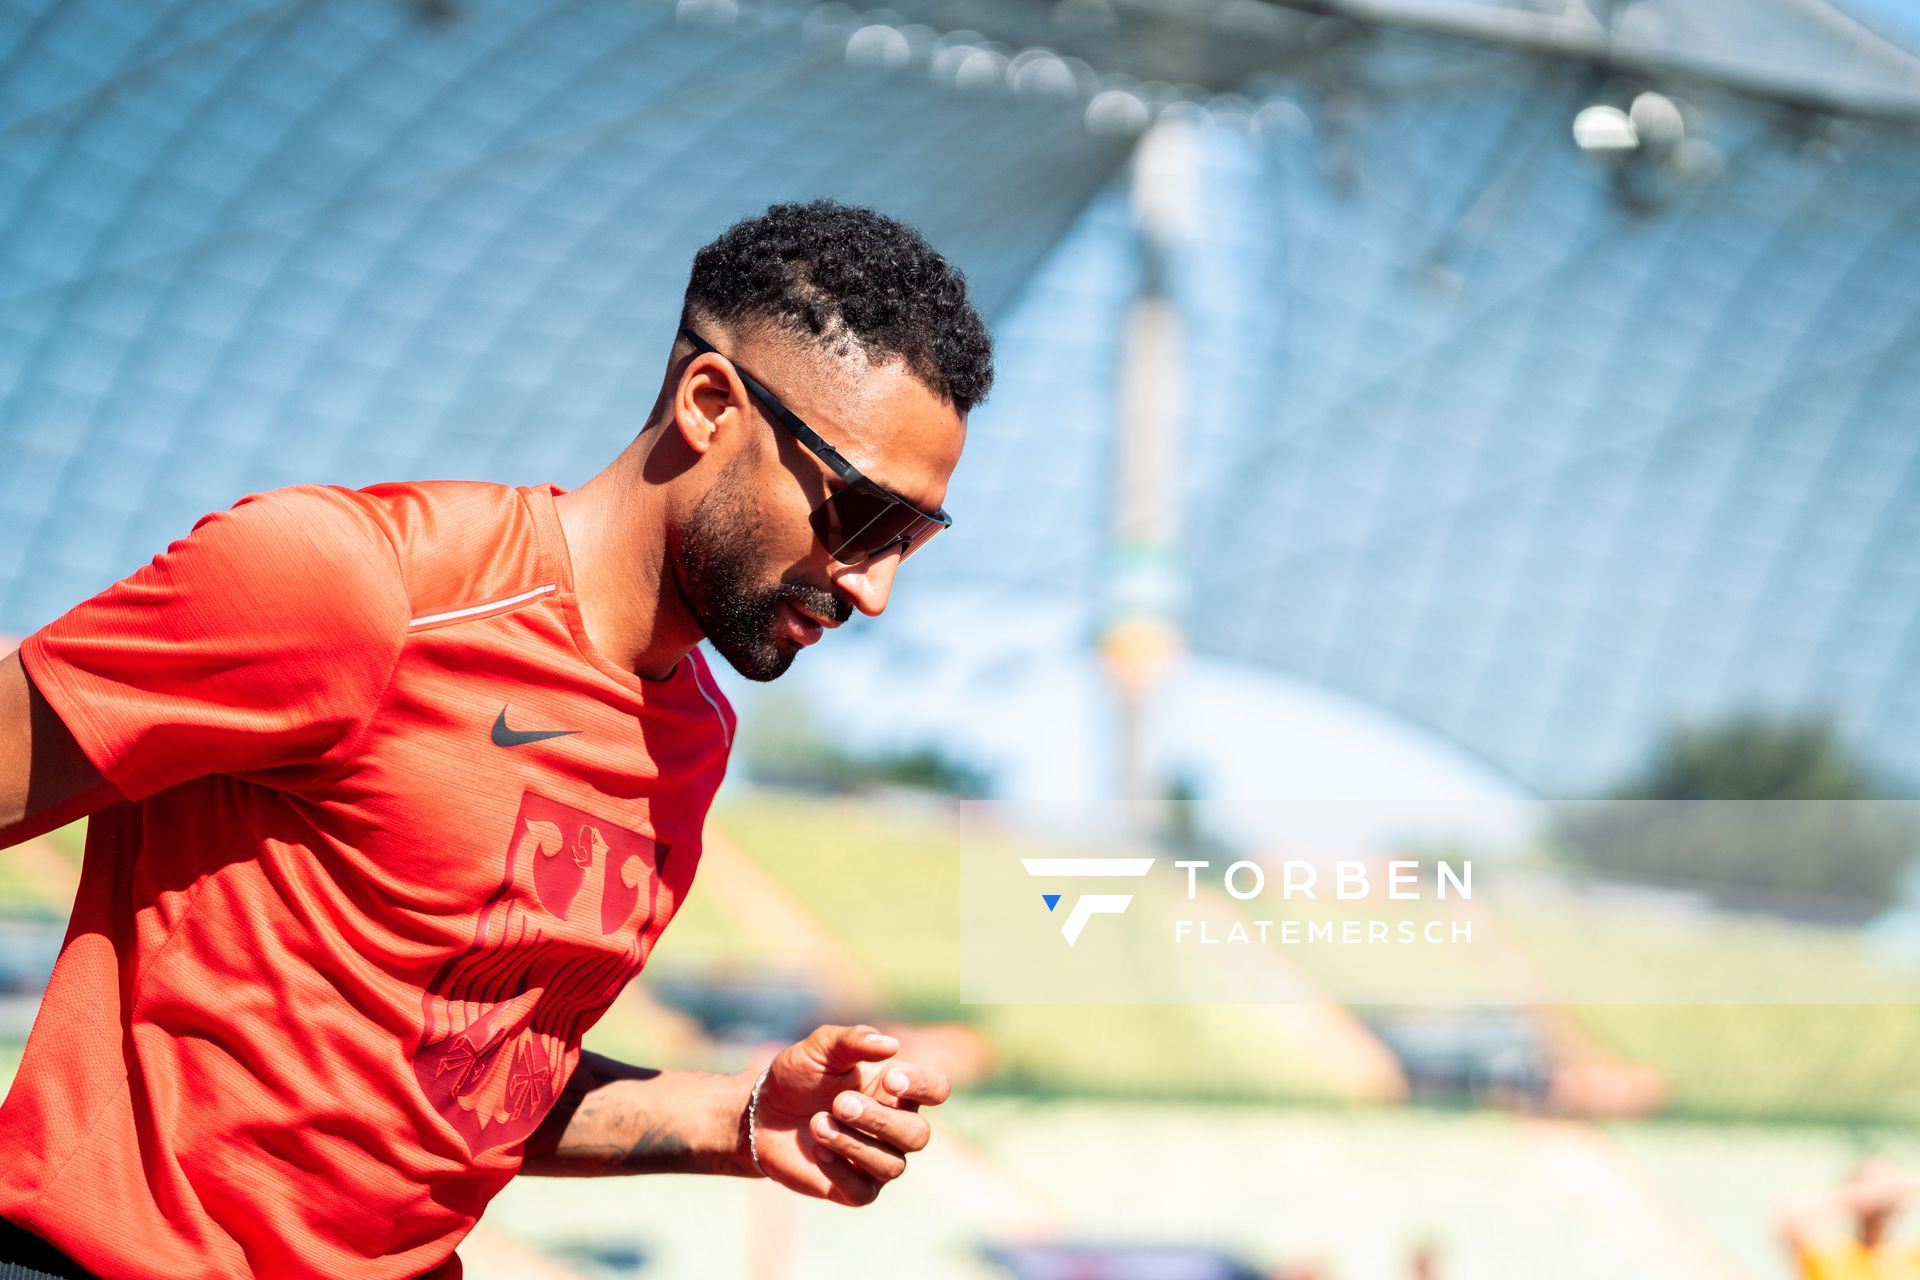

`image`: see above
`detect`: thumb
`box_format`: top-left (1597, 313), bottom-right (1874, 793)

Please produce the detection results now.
top-left (809, 1023), bottom-right (900, 1071)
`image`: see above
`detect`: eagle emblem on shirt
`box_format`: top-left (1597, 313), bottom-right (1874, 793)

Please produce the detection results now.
top-left (412, 790), bottom-right (672, 1155)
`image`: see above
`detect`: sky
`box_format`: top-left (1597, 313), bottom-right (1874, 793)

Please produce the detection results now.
top-left (1834, 0), bottom-right (1920, 48)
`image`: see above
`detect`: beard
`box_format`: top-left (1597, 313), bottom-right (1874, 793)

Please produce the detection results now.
top-left (674, 451), bottom-right (847, 682)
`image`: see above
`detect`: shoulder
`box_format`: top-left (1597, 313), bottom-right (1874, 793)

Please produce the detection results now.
top-left (160, 479), bottom-right (547, 668)
top-left (346, 480), bottom-right (552, 626)
top-left (168, 483), bottom-right (414, 667)
top-left (182, 483), bottom-right (406, 605)
top-left (19, 484), bottom-right (421, 797)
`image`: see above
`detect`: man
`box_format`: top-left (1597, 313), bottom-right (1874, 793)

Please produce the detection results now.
top-left (0, 199), bottom-right (993, 1279)
top-left (1778, 1157), bottom-right (1920, 1280)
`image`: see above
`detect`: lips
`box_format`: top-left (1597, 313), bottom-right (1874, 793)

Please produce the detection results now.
top-left (783, 601), bottom-right (824, 646)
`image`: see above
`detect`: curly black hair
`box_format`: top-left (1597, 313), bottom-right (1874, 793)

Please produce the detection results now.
top-left (678, 200), bottom-right (994, 414)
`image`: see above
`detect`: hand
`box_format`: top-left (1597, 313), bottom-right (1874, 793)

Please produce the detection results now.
top-left (747, 1023), bottom-right (950, 1206)
top-left (1847, 1159), bottom-right (1919, 1217)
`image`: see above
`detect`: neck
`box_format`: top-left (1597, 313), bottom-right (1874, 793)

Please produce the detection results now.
top-left (553, 445), bottom-right (705, 683)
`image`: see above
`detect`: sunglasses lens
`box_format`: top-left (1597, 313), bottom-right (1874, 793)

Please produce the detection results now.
top-left (815, 491), bottom-right (944, 563)
top-left (895, 516), bottom-right (942, 561)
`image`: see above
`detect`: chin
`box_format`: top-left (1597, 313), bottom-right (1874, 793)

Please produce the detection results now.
top-left (708, 632), bottom-right (799, 683)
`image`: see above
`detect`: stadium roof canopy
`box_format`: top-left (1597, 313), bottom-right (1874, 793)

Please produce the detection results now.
top-left (2, 0), bottom-right (1917, 795)
top-left (942, 0), bottom-right (1920, 119)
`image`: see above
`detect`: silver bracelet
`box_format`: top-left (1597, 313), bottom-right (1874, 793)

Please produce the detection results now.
top-left (746, 1063), bottom-right (772, 1178)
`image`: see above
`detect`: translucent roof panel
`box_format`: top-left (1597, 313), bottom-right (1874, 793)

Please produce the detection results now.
top-left (1167, 48), bottom-right (1920, 793)
top-left (4, 3), bottom-right (1919, 799)
top-left (0, 0), bottom-right (1132, 628)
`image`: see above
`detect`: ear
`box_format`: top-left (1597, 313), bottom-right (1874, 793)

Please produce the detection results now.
top-left (675, 352), bottom-right (749, 458)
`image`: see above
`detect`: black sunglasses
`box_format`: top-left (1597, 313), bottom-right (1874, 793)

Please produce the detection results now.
top-left (679, 327), bottom-right (952, 565)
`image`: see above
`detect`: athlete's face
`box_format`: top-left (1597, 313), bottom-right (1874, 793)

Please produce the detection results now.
top-left (671, 336), bottom-right (966, 682)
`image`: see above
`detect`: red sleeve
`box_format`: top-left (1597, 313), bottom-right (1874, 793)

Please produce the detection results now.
top-left (18, 484), bottom-right (409, 802)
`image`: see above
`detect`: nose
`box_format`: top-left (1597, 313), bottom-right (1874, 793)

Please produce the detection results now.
top-left (831, 543), bottom-right (906, 618)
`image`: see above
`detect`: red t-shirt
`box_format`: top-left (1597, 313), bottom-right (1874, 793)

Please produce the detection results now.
top-left (1, 480), bottom-right (736, 1279)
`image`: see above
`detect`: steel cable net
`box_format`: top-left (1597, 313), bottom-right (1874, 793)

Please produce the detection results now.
top-left (3, 1), bottom-right (1920, 799)
top-left (939, 32), bottom-right (1920, 798)
top-left (1174, 55), bottom-right (1920, 796)
top-left (0, 0), bottom-right (1132, 628)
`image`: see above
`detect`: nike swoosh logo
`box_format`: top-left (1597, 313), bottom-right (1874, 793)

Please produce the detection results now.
top-left (492, 707), bottom-right (581, 747)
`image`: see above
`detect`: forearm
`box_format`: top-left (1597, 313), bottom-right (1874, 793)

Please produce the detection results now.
top-left (0, 648), bottom-right (120, 850)
top-left (520, 1050), bottom-right (761, 1178)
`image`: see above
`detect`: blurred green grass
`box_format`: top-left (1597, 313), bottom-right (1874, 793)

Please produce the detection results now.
top-left (39, 822), bottom-right (85, 862)
top-left (0, 820), bottom-right (83, 917)
top-left (1505, 898), bottom-right (1920, 1123)
top-left (1574, 1004), bottom-right (1920, 1124)
top-left (13, 798), bottom-right (1920, 1121)
top-left (705, 789), bottom-right (1920, 1122)
top-left (708, 790), bottom-right (1353, 1104)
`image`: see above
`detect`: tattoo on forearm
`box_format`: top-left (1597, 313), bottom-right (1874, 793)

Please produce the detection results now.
top-left (560, 1080), bottom-right (695, 1171)
top-left (523, 1052), bottom-right (733, 1176)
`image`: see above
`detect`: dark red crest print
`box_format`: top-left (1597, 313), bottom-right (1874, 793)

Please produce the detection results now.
top-left (414, 790), bottom-right (672, 1155)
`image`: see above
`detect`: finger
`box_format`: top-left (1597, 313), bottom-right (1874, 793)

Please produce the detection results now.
top-left (812, 1109), bottom-right (908, 1182)
top-left (776, 1149), bottom-right (837, 1201)
top-left (874, 1060), bottom-right (951, 1109)
top-left (811, 1133), bottom-right (883, 1207)
top-left (830, 1089), bottom-right (931, 1155)
top-left (806, 1024), bottom-right (901, 1073)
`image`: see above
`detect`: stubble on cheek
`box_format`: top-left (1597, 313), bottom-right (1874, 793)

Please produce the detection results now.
top-left (678, 467), bottom-right (802, 681)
